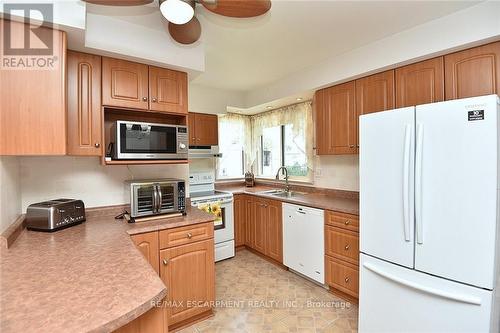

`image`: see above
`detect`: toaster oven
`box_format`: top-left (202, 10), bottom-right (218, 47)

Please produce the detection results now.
top-left (128, 179), bottom-right (186, 219)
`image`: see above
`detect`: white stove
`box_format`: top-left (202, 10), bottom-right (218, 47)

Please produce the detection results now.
top-left (189, 172), bottom-right (235, 262)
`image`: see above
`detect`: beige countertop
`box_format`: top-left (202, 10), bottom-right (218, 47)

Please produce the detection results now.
top-left (0, 206), bottom-right (214, 333)
top-left (217, 183), bottom-right (359, 215)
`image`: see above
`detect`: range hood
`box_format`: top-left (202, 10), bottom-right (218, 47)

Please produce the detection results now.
top-left (188, 145), bottom-right (222, 158)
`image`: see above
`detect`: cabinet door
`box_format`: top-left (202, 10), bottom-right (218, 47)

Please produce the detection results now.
top-left (396, 57), bottom-right (444, 108)
top-left (444, 42), bottom-right (500, 100)
top-left (314, 89), bottom-right (326, 155)
top-left (149, 66), bottom-right (188, 114)
top-left (265, 199), bottom-right (283, 263)
top-left (234, 195), bottom-right (246, 247)
top-left (188, 113), bottom-right (196, 146)
top-left (67, 51), bottom-right (102, 156)
top-left (323, 82), bottom-right (357, 155)
top-left (102, 57), bottom-right (149, 110)
top-left (131, 232), bottom-right (159, 274)
top-left (356, 70), bottom-right (395, 149)
top-left (160, 239), bottom-right (215, 326)
top-left (114, 304), bottom-right (165, 333)
top-left (245, 197), bottom-right (255, 248)
top-left (253, 199), bottom-right (267, 254)
top-left (0, 20), bottom-right (67, 155)
top-left (355, 70), bottom-right (395, 115)
top-left (194, 113), bottom-right (219, 146)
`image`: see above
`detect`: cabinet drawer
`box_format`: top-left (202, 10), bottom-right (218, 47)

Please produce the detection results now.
top-left (325, 210), bottom-right (359, 232)
top-left (325, 226), bottom-right (359, 265)
top-left (326, 256), bottom-right (359, 298)
top-left (159, 222), bottom-right (213, 249)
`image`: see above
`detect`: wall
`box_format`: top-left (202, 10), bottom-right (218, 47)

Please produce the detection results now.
top-left (189, 84), bottom-right (246, 115)
top-left (19, 157), bottom-right (189, 213)
top-left (313, 155), bottom-right (359, 192)
top-left (0, 157), bottom-right (22, 232)
top-left (244, 1), bottom-right (500, 107)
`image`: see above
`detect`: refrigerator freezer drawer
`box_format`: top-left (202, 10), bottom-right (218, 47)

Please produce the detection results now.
top-left (359, 254), bottom-right (494, 332)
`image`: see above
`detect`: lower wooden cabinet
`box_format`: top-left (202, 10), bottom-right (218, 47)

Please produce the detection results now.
top-left (159, 238), bottom-right (215, 328)
top-left (324, 210), bottom-right (360, 300)
top-left (114, 305), bottom-right (165, 333)
top-left (244, 196), bottom-right (283, 263)
top-left (128, 223), bottom-right (215, 332)
top-left (233, 194), bottom-right (246, 247)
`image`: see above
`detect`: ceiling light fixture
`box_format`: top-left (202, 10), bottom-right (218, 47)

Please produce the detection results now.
top-left (160, 0), bottom-right (195, 25)
top-left (266, 106), bottom-right (273, 109)
top-left (296, 97), bottom-right (303, 101)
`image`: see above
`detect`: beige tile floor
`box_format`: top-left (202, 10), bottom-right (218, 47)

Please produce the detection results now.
top-left (179, 249), bottom-right (358, 333)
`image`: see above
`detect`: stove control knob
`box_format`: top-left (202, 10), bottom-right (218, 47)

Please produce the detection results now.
top-left (179, 143), bottom-right (186, 149)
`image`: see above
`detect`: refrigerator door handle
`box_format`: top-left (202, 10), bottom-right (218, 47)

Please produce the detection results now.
top-left (363, 262), bottom-right (482, 305)
top-left (402, 124), bottom-right (412, 242)
top-left (415, 124), bottom-right (424, 245)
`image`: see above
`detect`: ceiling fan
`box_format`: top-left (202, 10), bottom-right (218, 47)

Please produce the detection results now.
top-left (83, 0), bottom-right (271, 44)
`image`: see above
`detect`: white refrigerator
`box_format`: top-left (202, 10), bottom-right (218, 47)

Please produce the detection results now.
top-left (359, 95), bottom-right (500, 332)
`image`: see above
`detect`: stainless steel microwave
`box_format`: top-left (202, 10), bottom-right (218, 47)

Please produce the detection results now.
top-left (110, 120), bottom-right (188, 160)
top-left (128, 179), bottom-right (186, 219)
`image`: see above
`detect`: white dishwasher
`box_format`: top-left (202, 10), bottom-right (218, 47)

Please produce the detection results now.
top-left (283, 203), bottom-right (325, 284)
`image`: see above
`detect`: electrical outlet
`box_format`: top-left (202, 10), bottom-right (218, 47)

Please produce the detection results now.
top-left (315, 168), bottom-right (322, 177)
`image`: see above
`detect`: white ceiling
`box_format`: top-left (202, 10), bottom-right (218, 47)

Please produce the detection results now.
top-left (86, 0), bottom-right (480, 93)
top-left (192, 0), bottom-right (480, 92)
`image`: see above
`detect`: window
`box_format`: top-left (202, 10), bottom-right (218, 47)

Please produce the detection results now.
top-left (259, 124), bottom-right (309, 179)
top-left (217, 113), bottom-right (251, 179)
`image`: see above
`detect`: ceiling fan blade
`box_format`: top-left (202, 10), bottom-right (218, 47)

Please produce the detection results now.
top-left (201, 0), bottom-right (271, 18)
top-left (167, 16), bottom-right (202, 45)
top-left (83, 0), bottom-right (154, 6)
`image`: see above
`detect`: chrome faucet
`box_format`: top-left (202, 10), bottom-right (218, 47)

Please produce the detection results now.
top-left (275, 166), bottom-right (290, 193)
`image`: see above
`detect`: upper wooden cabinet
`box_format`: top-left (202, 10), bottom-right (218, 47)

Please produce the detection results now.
top-left (315, 81), bottom-right (357, 155)
top-left (149, 66), bottom-right (187, 114)
top-left (67, 51), bottom-right (103, 156)
top-left (102, 57), bottom-right (149, 110)
top-left (0, 20), bottom-right (67, 155)
top-left (444, 42), bottom-right (500, 100)
top-left (396, 57), bottom-right (444, 108)
top-left (188, 113), bottom-right (219, 146)
top-left (355, 70), bottom-right (395, 116)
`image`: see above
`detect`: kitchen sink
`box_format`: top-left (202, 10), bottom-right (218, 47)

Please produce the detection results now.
top-left (258, 189), bottom-right (303, 198)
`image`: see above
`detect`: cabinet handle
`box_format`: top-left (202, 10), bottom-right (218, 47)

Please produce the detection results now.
top-left (187, 233), bottom-right (192, 239)
top-left (162, 259), bottom-right (169, 265)
top-left (344, 244), bottom-right (350, 251)
top-left (345, 277), bottom-right (350, 283)
top-left (152, 97), bottom-right (157, 102)
top-left (356, 144), bottom-right (360, 148)
top-left (344, 220), bottom-right (350, 225)
top-left (94, 143), bottom-right (100, 148)
top-left (349, 145), bottom-right (355, 148)
top-left (142, 97), bottom-right (148, 101)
